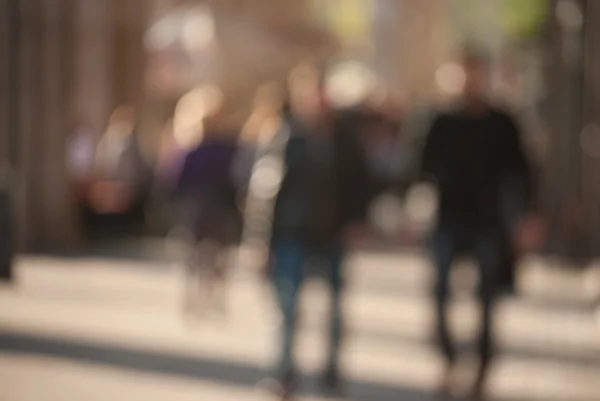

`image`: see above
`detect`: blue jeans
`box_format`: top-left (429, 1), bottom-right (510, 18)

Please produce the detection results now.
top-left (271, 238), bottom-right (344, 376)
top-left (430, 220), bottom-right (502, 372)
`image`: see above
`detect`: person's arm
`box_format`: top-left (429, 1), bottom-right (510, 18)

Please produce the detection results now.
top-left (240, 124), bottom-right (290, 237)
top-left (502, 114), bottom-right (536, 213)
top-left (331, 110), bottom-right (372, 226)
top-left (338, 131), bottom-right (372, 246)
top-left (174, 151), bottom-right (192, 200)
top-left (420, 114), bottom-right (445, 183)
top-left (502, 113), bottom-right (545, 251)
top-left (346, 135), bottom-right (372, 225)
top-left (231, 142), bottom-right (255, 196)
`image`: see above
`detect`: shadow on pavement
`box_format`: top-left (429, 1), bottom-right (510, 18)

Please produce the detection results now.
top-left (0, 330), bottom-right (435, 401)
top-left (0, 329), bottom-right (597, 401)
top-left (7, 281), bottom-right (600, 374)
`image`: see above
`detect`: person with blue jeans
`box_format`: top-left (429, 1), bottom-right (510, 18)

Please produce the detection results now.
top-left (258, 64), bottom-right (371, 399)
top-left (272, 240), bottom-right (345, 387)
top-left (421, 49), bottom-right (538, 400)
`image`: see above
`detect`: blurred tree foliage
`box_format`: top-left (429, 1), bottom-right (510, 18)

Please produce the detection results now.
top-left (500, 0), bottom-right (548, 40)
top-left (453, 0), bottom-right (548, 44)
top-left (310, 0), bottom-right (371, 47)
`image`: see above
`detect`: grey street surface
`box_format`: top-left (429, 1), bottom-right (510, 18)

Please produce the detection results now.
top-left (0, 250), bottom-right (599, 401)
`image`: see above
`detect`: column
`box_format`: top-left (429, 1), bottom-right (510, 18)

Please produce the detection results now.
top-left (74, 0), bottom-right (112, 132)
top-left (16, 0), bottom-right (45, 251)
top-left (581, 0), bottom-right (600, 254)
top-left (0, 0), bottom-right (8, 167)
top-left (109, 0), bottom-right (148, 112)
top-left (40, 0), bottom-right (78, 251)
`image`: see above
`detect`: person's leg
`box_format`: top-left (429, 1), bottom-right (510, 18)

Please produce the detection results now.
top-left (324, 245), bottom-right (345, 378)
top-left (186, 239), bottom-right (219, 315)
top-left (209, 242), bottom-right (229, 314)
top-left (272, 239), bottom-right (306, 381)
top-left (182, 239), bottom-right (200, 314)
top-left (430, 224), bottom-right (459, 397)
top-left (497, 225), bottom-right (517, 297)
top-left (431, 225), bottom-right (458, 364)
top-left (472, 228), bottom-right (502, 399)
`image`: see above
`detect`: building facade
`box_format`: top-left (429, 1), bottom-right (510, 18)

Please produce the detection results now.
top-left (1, 0), bottom-right (149, 252)
top-left (3, 0), bottom-right (336, 252)
top-left (5, 0), bottom-right (596, 257)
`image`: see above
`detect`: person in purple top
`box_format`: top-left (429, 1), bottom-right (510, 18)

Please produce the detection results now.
top-left (174, 91), bottom-right (242, 315)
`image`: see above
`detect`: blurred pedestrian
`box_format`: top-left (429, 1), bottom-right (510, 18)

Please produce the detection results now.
top-left (66, 113), bottom-right (98, 242)
top-left (92, 106), bottom-right (148, 217)
top-left (258, 64), bottom-right (371, 399)
top-left (175, 87), bottom-right (242, 315)
top-left (233, 82), bottom-right (284, 197)
top-left (421, 49), bottom-right (539, 400)
top-left (149, 119), bottom-right (186, 234)
top-left (361, 105), bottom-right (402, 197)
top-left (67, 114), bottom-right (97, 204)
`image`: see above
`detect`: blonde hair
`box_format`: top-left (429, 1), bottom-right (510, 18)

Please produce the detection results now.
top-left (241, 82), bottom-right (284, 143)
top-left (173, 85), bottom-right (227, 148)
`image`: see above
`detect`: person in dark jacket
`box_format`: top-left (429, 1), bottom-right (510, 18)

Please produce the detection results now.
top-left (257, 64), bottom-right (371, 399)
top-left (421, 50), bottom-right (540, 400)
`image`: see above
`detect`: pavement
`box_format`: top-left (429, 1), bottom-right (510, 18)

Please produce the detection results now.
top-left (0, 248), bottom-right (599, 401)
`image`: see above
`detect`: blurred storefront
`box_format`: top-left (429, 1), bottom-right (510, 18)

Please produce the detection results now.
top-left (582, 0), bottom-right (600, 256)
top-left (0, 0), bottom-right (17, 171)
top-left (2, 0), bottom-right (150, 252)
top-left (3, 0), bottom-right (341, 252)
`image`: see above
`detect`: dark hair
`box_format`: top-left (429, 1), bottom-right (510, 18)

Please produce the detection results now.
top-left (281, 101), bottom-right (292, 116)
top-left (461, 44), bottom-right (489, 68)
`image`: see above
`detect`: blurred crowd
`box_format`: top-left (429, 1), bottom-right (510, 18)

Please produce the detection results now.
top-left (63, 48), bottom-right (548, 401)
top-left (66, 66), bottom-right (417, 242)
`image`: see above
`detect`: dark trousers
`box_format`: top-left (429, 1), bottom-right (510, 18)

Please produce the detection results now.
top-left (271, 238), bottom-right (344, 376)
top-left (430, 220), bottom-right (502, 375)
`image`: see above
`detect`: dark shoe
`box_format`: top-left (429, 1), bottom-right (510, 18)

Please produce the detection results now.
top-left (276, 370), bottom-right (297, 400)
top-left (0, 263), bottom-right (13, 282)
top-left (468, 369), bottom-right (488, 401)
top-left (437, 361), bottom-right (455, 400)
top-left (467, 386), bottom-right (486, 401)
top-left (255, 372), bottom-right (296, 401)
top-left (319, 367), bottom-right (344, 397)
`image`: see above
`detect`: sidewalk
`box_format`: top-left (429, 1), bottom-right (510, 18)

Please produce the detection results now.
top-left (0, 253), bottom-right (599, 401)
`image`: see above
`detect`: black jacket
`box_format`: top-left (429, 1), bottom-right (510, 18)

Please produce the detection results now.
top-left (265, 109), bottom-right (371, 246)
top-left (422, 106), bottom-right (534, 225)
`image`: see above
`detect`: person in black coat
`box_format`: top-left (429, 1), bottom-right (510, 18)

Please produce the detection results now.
top-left (421, 50), bottom-right (539, 400)
top-left (256, 64), bottom-right (371, 399)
